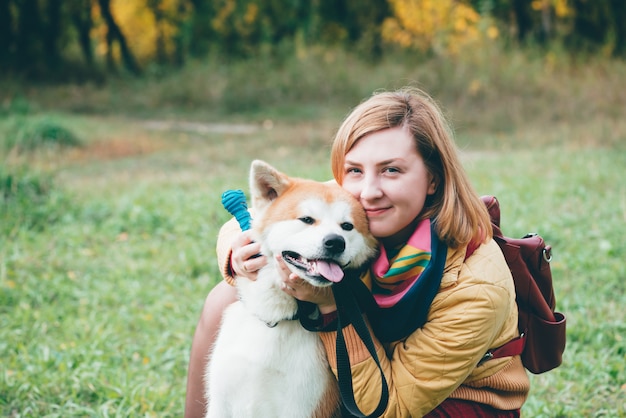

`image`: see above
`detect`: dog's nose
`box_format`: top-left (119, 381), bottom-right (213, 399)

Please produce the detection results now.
top-left (323, 234), bottom-right (346, 254)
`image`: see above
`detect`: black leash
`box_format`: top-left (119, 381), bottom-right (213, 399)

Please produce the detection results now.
top-left (332, 275), bottom-right (389, 418)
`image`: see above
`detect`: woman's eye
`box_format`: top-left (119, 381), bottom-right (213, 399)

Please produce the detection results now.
top-left (384, 167), bottom-right (400, 173)
top-left (299, 216), bottom-right (315, 225)
top-left (340, 222), bottom-right (354, 231)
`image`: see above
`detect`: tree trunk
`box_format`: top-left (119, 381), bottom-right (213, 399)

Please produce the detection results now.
top-left (539, 0), bottom-right (552, 44)
top-left (512, 0), bottom-right (532, 42)
top-left (610, 0), bottom-right (626, 56)
top-left (16, 0), bottom-right (43, 71)
top-left (0, 0), bottom-right (13, 67)
top-left (148, 0), bottom-right (168, 65)
top-left (98, 0), bottom-right (141, 74)
top-left (570, 0), bottom-right (610, 48)
top-left (173, 0), bottom-right (187, 67)
top-left (44, 0), bottom-right (62, 70)
top-left (71, 0), bottom-right (94, 66)
top-left (188, 0), bottom-right (214, 56)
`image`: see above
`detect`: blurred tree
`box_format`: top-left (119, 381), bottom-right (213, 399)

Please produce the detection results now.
top-left (0, 0), bottom-right (13, 67)
top-left (319, 0), bottom-right (389, 56)
top-left (97, 0), bottom-right (141, 74)
top-left (172, 0), bottom-right (191, 66)
top-left (610, 0), bottom-right (626, 56)
top-left (259, 0), bottom-right (311, 44)
top-left (142, 0), bottom-right (190, 66)
top-left (513, 0), bottom-right (533, 42)
top-left (1, 0), bottom-right (624, 80)
top-left (148, 0), bottom-right (169, 64)
top-left (570, 0), bottom-right (610, 49)
top-left (187, 0), bottom-right (217, 57)
top-left (43, 0), bottom-right (62, 70)
top-left (568, 0), bottom-right (626, 57)
top-left (69, 0), bottom-right (95, 67)
top-left (15, 0), bottom-right (44, 72)
top-left (472, 0), bottom-right (573, 45)
top-left (382, 0), bottom-right (481, 55)
top-left (201, 0), bottom-right (309, 56)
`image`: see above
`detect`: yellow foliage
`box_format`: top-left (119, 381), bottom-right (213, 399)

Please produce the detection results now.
top-left (212, 0), bottom-right (236, 33)
top-left (211, 0), bottom-right (260, 40)
top-left (112, 0), bottom-right (156, 61)
top-left (243, 3), bottom-right (259, 26)
top-left (532, 0), bottom-right (572, 17)
top-left (531, 0), bottom-right (544, 11)
top-left (382, 0), bottom-right (485, 55)
top-left (235, 3), bottom-right (259, 37)
top-left (554, 0), bottom-right (572, 17)
top-left (93, 0), bottom-right (188, 64)
top-left (487, 25), bottom-right (499, 40)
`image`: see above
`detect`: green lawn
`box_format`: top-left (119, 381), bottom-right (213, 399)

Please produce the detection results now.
top-left (1, 57), bottom-right (625, 416)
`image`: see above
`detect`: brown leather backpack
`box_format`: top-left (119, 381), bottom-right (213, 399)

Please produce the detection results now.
top-left (473, 195), bottom-right (567, 374)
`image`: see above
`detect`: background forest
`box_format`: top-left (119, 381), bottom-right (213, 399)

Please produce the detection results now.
top-left (1, 0), bottom-right (626, 417)
top-left (2, 0), bottom-right (626, 79)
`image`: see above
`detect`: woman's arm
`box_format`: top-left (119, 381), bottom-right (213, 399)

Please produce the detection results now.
top-left (184, 281), bottom-right (238, 417)
top-left (184, 217), bottom-right (268, 417)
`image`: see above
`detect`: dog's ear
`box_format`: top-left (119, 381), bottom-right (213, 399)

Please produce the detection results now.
top-left (249, 160), bottom-right (292, 211)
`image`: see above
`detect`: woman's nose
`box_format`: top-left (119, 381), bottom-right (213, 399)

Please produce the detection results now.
top-left (360, 175), bottom-right (383, 200)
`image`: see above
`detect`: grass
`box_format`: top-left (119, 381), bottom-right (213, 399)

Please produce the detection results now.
top-left (2, 117), bottom-right (82, 153)
top-left (1, 47), bottom-right (625, 416)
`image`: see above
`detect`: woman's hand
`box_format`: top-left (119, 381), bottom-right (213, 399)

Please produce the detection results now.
top-left (230, 230), bottom-right (267, 280)
top-left (276, 255), bottom-right (337, 313)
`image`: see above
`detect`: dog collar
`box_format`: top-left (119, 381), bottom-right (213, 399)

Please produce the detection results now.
top-left (239, 296), bottom-right (300, 328)
top-left (262, 313), bottom-right (299, 328)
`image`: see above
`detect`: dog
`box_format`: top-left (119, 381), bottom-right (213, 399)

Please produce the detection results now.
top-left (204, 160), bottom-right (377, 418)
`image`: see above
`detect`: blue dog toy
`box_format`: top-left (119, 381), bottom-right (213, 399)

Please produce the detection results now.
top-left (221, 189), bottom-right (252, 231)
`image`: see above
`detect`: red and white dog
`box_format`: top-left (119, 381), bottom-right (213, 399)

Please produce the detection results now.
top-left (205, 160), bottom-right (377, 418)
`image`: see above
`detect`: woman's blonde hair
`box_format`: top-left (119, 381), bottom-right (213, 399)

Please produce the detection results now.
top-left (331, 87), bottom-right (491, 249)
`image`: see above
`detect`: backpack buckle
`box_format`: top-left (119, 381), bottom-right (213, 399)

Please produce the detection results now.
top-left (543, 246), bottom-right (553, 262)
top-left (478, 351), bottom-right (494, 366)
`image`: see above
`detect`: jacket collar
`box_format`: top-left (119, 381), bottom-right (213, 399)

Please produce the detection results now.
top-left (441, 245), bottom-right (466, 288)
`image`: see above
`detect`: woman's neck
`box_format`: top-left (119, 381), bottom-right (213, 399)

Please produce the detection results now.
top-left (379, 217), bottom-right (420, 254)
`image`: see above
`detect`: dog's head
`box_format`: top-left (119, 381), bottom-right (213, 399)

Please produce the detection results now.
top-left (250, 160), bottom-right (377, 287)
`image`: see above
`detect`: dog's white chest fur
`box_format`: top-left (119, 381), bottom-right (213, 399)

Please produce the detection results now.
top-left (206, 278), bottom-right (334, 417)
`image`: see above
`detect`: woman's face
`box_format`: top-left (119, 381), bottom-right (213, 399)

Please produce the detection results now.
top-left (341, 126), bottom-right (435, 247)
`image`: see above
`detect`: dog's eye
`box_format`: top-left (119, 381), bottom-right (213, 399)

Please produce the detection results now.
top-left (340, 222), bottom-right (354, 231)
top-left (299, 216), bottom-right (315, 225)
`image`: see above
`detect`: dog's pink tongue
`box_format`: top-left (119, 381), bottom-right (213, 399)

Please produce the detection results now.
top-left (315, 261), bottom-right (344, 283)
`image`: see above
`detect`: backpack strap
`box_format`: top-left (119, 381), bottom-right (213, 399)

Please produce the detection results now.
top-left (465, 240), bottom-right (526, 366)
top-left (464, 209), bottom-right (526, 367)
top-left (464, 239), bottom-right (481, 260)
top-left (478, 333), bottom-right (527, 366)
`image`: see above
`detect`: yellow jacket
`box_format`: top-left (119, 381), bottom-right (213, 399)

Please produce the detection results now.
top-left (216, 219), bottom-right (529, 416)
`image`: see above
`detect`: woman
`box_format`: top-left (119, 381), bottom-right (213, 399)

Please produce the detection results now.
top-left (184, 88), bottom-right (529, 417)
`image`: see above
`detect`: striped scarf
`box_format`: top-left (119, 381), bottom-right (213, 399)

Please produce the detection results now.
top-left (362, 219), bottom-right (448, 342)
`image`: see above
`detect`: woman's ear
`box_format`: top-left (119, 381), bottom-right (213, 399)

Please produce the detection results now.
top-left (427, 175), bottom-right (437, 195)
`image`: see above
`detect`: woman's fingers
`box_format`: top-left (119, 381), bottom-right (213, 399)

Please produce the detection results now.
top-left (231, 231), bottom-right (266, 280)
